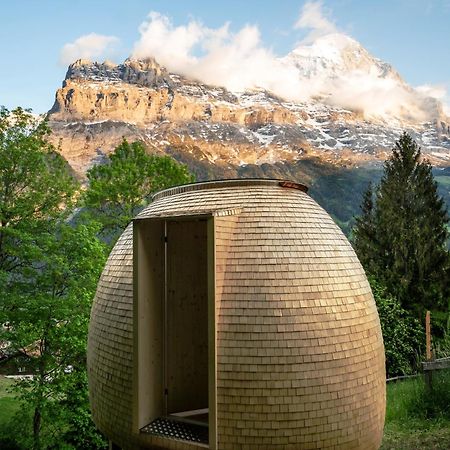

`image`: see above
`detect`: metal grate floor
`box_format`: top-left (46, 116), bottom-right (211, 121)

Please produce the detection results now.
top-left (141, 417), bottom-right (208, 445)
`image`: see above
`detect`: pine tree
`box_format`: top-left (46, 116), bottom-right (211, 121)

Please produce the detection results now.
top-left (353, 182), bottom-right (377, 273)
top-left (353, 132), bottom-right (449, 317)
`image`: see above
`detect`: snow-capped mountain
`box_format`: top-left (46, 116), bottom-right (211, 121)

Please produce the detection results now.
top-left (47, 33), bottom-right (450, 178)
top-left (283, 33), bottom-right (402, 81)
top-left (280, 33), bottom-right (447, 124)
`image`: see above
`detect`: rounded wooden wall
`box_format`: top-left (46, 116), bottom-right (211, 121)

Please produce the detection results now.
top-left (87, 179), bottom-right (385, 450)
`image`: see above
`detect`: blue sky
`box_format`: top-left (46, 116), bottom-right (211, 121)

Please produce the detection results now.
top-left (1, 0), bottom-right (449, 113)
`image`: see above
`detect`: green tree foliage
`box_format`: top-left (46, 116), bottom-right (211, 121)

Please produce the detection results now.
top-left (59, 369), bottom-right (108, 449)
top-left (0, 107), bottom-right (107, 449)
top-left (83, 139), bottom-right (195, 241)
top-left (0, 107), bottom-right (77, 278)
top-left (352, 181), bottom-right (377, 273)
top-left (370, 278), bottom-right (424, 377)
top-left (354, 133), bottom-right (450, 318)
top-left (1, 222), bottom-right (106, 449)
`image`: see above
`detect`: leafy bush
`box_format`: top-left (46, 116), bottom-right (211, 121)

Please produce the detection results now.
top-left (370, 278), bottom-right (424, 377)
top-left (59, 369), bottom-right (107, 449)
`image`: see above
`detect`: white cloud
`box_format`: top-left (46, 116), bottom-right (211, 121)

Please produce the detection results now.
top-left (416, 84), bottom-right (450, 116)
top-left (131, 12), bottom-right (304, 98)
top-left (130, 9), bottom-right (432, 121)
top-left (326, 73), bottom-right (431, 122)
top-left (66, 5), bottom-right (446, 123)
top-left (133, 12), bottom-right (205, 72)
top-left (294, 1), bottom-right (338, 43)
top-left (60, 33), bottom-right (120, 66)
top-left (416, 83), bottom-right (447, 100)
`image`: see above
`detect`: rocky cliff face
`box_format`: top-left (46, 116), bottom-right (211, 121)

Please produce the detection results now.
top-left (48, 42), bottom-right (450, 179)
top-left (50, 58), bottom-right (301, 126)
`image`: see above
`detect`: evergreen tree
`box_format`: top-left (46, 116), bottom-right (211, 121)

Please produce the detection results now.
top-left (353, 133), bottom-right (449, 317)
top-left (353, 182), bottom-right (377, 273)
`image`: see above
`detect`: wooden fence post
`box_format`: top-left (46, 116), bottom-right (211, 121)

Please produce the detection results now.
top-left (425, 310), bottom-right (433, 391)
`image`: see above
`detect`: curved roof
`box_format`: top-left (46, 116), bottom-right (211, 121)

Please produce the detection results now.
top-left (152, 178), bottom-right (308, 201)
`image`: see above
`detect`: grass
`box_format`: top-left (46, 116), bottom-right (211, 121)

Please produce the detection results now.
top-left (381, 371), bottom-right (450, 449)
top-left (2, 372), bottom-right (450, 448)
top-left (0, 376), bottom-right (21, 426)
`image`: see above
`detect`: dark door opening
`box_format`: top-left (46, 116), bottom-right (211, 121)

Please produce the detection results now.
top-left (134, 215), bottom-right (214, 446)
top-left (165, 219), bottom-right (209, 425)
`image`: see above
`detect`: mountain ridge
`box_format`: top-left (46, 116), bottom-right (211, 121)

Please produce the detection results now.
top-left (44, 35), bottom-right (450, 234)
top-left (47, 52), bottom-right (450, 179)
top-left (46, 33), bottom-right (450, 187)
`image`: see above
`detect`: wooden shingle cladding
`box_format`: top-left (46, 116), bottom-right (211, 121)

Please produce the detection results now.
top-left (87, 179), bottom-right (386, 450)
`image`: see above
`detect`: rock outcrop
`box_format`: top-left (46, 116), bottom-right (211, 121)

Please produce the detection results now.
top-left (48, 52), bottom-right (450, 179)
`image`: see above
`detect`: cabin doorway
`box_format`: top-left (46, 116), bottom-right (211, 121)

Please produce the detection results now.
top-left (165, 219), bottom-right (209, 424)
top-left (134, 214), bottom-right (215, 447)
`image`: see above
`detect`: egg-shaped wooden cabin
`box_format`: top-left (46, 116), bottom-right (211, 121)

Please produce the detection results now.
top-left (87, 179), bottom-right (385, 450)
